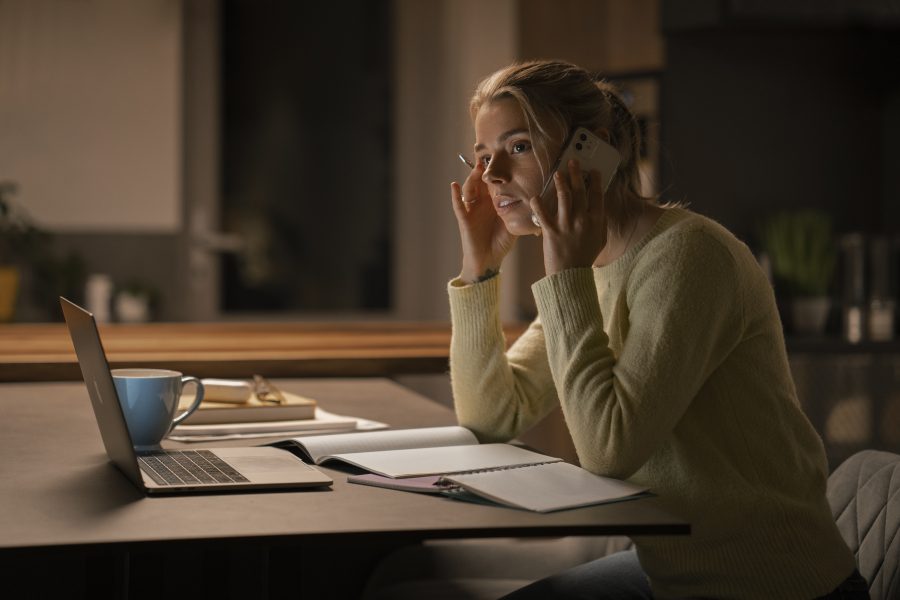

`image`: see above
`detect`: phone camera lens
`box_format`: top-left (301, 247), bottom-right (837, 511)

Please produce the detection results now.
top-left (575, 142), bottom-right (583, 151)
top-left (579, 133), bottom-right (587, 141)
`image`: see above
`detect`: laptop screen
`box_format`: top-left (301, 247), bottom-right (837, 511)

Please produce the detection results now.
top-left (60, 297), bottom-right (146, 489)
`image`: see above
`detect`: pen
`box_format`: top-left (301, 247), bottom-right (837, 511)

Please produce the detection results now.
top-left (458, 153), bottom-right (474, 169)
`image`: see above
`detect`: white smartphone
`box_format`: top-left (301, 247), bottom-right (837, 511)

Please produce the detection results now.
top-left (533, 126), bottom-right (621, 227)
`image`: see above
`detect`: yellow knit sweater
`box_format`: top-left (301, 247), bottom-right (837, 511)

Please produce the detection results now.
top-left (448, 207), bottom-right (855, 599)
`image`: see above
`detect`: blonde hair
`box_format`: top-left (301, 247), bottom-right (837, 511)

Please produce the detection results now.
top-left (470, 60), bottom-right (652, 231)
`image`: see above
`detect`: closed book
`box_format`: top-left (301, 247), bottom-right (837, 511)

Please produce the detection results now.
top-left (179, 390), bottom-right (317, 424)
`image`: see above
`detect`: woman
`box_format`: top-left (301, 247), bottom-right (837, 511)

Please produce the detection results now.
top-left (448, 60), bottom-right (864, 599)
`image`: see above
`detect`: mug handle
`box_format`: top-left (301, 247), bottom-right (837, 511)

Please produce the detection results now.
top-left (170, 376), bottom-right (205, 429)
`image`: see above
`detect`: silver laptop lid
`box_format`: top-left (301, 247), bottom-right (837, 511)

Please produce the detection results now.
top-left (60, 296), bottom-right (146, 490)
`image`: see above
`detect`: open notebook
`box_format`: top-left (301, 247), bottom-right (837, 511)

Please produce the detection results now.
top-left (268, 426), bottom-right (649, 512)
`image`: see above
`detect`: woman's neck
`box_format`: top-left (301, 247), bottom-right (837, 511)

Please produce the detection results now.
top-left (594, 200), bottom-right (663, 267)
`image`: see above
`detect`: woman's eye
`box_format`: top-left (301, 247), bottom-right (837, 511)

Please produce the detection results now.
top-left (479, 155), bottom-right (491, 167)
top-left (511, 141), bottom-right (530, 154)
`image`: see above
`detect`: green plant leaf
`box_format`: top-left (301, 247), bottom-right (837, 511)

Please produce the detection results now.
top-left (760, 210), bottom-right (836, 297)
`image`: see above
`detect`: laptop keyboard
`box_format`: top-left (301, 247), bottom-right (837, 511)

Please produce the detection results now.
top-left (138, 449), bottom-right (250, 486)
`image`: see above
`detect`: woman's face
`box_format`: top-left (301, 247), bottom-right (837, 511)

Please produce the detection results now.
top-left (474, 98), bottom-right (551, 236)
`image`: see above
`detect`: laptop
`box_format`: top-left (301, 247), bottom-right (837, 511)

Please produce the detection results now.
top-left (60, 297), bottom-right (333, 494)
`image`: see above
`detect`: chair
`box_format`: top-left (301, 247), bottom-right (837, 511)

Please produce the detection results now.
top-left (826, 450), bottom-right (900, 600)
top-left (363, 450), bottom-right (900, 599)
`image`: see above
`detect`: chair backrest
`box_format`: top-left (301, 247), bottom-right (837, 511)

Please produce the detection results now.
top-left (827, 450), bottom-right (900, 600)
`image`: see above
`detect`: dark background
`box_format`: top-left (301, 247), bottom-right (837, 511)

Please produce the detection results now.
top-left (659, 5), bottom-right (900, 245)
top-left (220, 0), bottom-right (393, 313)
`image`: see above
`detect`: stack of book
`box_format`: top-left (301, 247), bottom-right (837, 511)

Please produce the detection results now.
top-left (170, 378), bottom-right (385, 440)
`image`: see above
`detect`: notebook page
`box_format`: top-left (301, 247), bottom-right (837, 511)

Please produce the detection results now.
top-left (445, 462), bottom-right (648, 513)
top-left (288, 425), bottom-right (478, 463)
top-left (329, 443), bottom-right (560, 478)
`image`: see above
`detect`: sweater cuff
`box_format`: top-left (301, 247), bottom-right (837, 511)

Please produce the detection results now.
top-left (531, 268), bottom-right (602, 337)
top-left (448, 274), bottom-right (504, 347)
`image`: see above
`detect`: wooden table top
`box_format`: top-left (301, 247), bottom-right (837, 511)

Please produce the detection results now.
top-left (0, 378), bottom-right (689, 552)
top-left (0, 321), bottom-right (527, 382)
top-left (0, 377), bottom-right (688, 598)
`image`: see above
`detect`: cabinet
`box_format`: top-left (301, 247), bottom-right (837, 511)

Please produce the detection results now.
top-left (789, 342), bottom-right (900, 468)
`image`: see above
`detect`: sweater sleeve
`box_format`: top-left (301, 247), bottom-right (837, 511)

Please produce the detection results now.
top-left (532, 229), bottom-right (744, 479)
top-left (448, 275), bottom-right (559, 442)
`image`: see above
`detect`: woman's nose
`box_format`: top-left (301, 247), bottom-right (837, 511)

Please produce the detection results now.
top-left (482, 155), bottom-right (510, 184)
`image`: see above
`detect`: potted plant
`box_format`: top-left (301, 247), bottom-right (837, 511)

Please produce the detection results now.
top-left (0, 182), bottom-right (48, 321)
top-left (0, 181), bottom-right (86, 322)
top-left (760, 210), bottom-right (837, 336)
top-left (114, 280), bottom-right (160, 323)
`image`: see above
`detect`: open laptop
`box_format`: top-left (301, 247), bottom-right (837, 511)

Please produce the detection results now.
top-left (60, 297), bottom-right (333, 494)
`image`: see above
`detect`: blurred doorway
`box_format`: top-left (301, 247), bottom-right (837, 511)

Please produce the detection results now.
top-left (185, 0), bottom-right (393, 320)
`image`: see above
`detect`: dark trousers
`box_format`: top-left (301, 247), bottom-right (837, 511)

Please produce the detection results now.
top-left (501, 550), bottom-right (870, 600)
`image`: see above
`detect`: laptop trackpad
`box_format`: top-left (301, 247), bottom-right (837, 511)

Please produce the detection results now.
top-left (214, 447), bottom-right (332, 485)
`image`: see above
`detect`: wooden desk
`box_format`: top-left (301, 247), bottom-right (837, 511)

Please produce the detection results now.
top-left (0, 378), bottom-right (688, 598)
top-left (0, 321), bottom-right (527, 382)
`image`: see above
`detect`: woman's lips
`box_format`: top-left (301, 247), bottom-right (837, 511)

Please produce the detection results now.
top-left (495, 196), bottom-right (523, 212)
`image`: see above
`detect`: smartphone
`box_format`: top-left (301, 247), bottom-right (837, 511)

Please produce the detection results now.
top-left (533, 126), bottom-right (621, 227)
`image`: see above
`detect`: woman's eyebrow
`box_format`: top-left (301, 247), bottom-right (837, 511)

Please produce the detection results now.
top-left (474, 127), bottom-right (529, 152)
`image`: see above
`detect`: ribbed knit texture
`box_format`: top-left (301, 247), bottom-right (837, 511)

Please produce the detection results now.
top-left (448, 207), bottom-right (856, 599)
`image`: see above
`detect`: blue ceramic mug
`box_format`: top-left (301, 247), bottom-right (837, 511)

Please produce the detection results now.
top-left (111, 368), bottom-right (204, 450)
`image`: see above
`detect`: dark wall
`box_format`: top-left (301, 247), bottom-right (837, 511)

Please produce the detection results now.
top-left (15, 233), bottom-right (181, 322)
top-left (660, 25), bottom-right (900, 246)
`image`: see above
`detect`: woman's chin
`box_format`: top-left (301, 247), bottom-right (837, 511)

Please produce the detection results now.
top-left (502, 213), bottom-right (541, 237)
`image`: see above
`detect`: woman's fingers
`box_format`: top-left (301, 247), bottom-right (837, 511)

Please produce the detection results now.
top-left (461, 163), bottom-right (485, 206)
top-left (450, 181), bottom-right (467, 217)
top-left (451, 166), bottom-right (484, 219)
top-left (529, 195), bottom-right (546, 232)
top-left (567, 159), bottom-right (588, 213)
top-left (587, 169), bottom-right (605, 215)
top-left (553, 170), bottom-right (570, 224)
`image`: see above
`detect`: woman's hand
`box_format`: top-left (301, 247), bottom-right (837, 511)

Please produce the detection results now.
top-left (530, 159), bottom-right (608, 276)
top-left (451, 164), bottom-right (517, 283)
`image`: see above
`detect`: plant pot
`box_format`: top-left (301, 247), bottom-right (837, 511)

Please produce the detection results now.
top-left (791, 296), bottom-right (831, 336)
top-left (0, 266), bottom-right (19, 322)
